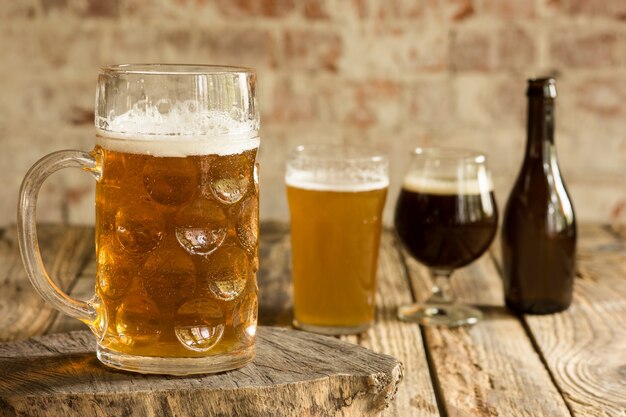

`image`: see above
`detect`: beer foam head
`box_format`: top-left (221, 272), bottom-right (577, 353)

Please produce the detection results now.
top-left (285, 175), bottom-right (389, 192)
top-left (285, 145), bottom-right (389, 192)
top-left (402, 174), bottom-right (493, 195)
top-left (96, 100), bottom-right (259, 157)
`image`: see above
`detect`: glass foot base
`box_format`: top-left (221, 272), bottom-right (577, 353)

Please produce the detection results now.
top-left (397, 303), bottom-right (483, 327)
top-left (292, 319), bottom-right (372, 335)
top-left (97, 345), bottom-right (255, 375)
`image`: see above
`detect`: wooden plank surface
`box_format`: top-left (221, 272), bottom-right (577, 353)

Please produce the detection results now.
top-left (0, 226), bottom-right (93, 341)
top-left (241, 224), bottom-right (440, 416)
top-left (356, 232), bottom-right (439, 417)
top-left (2, 223), bottom-right (624, 416)
top-left (403, 245), bottom-right (573, 416)
top-left (0, 327), bottom-right (402, 417)
top-left (27, 223), bottom-right (439, 416)
top-left (491, 225), bottom-right (626, 417)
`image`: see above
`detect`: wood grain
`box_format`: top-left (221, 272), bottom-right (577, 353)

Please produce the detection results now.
top-left (506, 225), bottom-right (626, 417)
top-left (403, 244), bottom-right (572, 417)
top-left (0, 225), bottom-right (93, 341)
top-left (355, 232), bottom-right (439, 417)
top-left (257, 221), bottom-right (293, 327)
top-left (234, 225), bottom-right (439, 416)
top-left (3, 222), bottom-right (624, 416)
top-left (0, 327), bottom-right (403, 417)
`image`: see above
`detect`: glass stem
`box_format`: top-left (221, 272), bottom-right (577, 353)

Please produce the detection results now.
top-left (428, 269), bottom-right (454, 304)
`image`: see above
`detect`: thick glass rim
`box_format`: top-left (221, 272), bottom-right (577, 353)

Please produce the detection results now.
top-left (412, 147), bottom-right (487, 164)
top-left (100, 63), bottom-right (256, 76)
top-left (289, 144), bottom-right (387, 163)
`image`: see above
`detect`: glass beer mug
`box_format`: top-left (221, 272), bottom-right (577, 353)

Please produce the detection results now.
top-left (17, 64), bottom-right (259, 375)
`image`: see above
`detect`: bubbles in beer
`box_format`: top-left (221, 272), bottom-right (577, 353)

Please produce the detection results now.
top-left (209, 154), bottom-right (251, 205)
top-left (141, 244), bottom-right (197, 306)
top-left (174, 198), bottom-right (228, 255)
top-left (232, 293), bottom-right (258, 341)
top-left (174, 298), bottom-right (225, 352)
top-left (96, 247), bottom-right (136, 300)
top-left (143, 157), bottom-right (198, 206)
top-left (236, 196), bottom-right (259, 252)
top-left (201, 246), bottom-right (250, 301)
top-left (116, 293), bottom-right (162, 345)
top-left (115, 204), bottom-right (164, 253)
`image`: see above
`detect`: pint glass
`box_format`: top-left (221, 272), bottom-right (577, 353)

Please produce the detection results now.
top-left (18, 65), bottom-right (259, 374)
top-left (286, 145), bottom-right (388, 335)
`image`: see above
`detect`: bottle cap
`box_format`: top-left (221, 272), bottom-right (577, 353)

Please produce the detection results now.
top-left (527, 78), bottom-right (557, 98)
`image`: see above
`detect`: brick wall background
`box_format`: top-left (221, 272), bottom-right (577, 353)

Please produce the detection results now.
top-left (1, 0), bottom-right (625, 226)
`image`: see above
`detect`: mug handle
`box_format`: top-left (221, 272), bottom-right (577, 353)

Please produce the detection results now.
top-left (17, 150), bottom-right (101, 330)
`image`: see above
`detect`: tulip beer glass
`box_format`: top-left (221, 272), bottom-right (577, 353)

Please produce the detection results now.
top-left (286, 145), bottom-right (388, 335)
top-left (18, 65), bottom-right (259, 374)
top-left (394, 147), bottom-right (498, 327)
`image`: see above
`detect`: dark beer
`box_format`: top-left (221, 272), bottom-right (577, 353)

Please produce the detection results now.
top-left (395, 181), bottom-right (498, 270)
top-left (502, 78), bottom-right (576, 314)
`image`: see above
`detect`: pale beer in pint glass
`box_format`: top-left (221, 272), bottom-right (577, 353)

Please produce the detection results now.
top-left (18, 65), bottom-right (259, 374)
top-left (286, 145), bottom-right (388, 335)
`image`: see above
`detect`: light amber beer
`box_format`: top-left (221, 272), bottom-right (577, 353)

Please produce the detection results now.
top-left (287, 185), bottom-right (387, 330)
top-left (95, 134), bottom-right (259, 359)
top-left (17, 65), bottom-right (259, 374)
top-left (286, 145), bottom-right (388, 334)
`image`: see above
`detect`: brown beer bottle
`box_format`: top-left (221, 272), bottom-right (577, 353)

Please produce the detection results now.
top-left (501, 78), bottom-right (576, 314)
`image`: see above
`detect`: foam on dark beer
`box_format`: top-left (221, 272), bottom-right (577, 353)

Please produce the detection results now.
top-left (402, 175), bottom-right (493, 195)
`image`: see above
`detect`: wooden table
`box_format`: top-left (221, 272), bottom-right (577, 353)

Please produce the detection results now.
top-left (0, 222), bottom-right (625, 416)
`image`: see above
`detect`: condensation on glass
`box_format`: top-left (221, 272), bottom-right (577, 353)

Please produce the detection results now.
top-left (17, 64), bottom-right (259, 375)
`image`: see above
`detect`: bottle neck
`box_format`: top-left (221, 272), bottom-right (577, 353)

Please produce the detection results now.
top-left (525, 97), bottom-right (555, 160)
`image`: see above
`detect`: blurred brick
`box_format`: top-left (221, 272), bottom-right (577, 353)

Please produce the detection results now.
top-left (303, 0), bottom-right (329, 19)
top-left (0, 0), bottom-right (624, 226)
top-left (84, 0), bottom-right (120, 17)
top-left (567, 0), bottom-right (626, 19)
top-left (575, 75), bottom-right (626, 117)
top-left (217, 0), bottom-right (295, 17)
top-left (342, 23), bottom-right (447, 76)
top-left (550, 29), bottom-right (620, 69)
top-left (450, 28), bottom-right (492, 71)
top-left (35, 23), bottom-right (101, 73)
top-left (0, 0), bottom-right (38, 18)
top-left (567, 179), bottom-right (626, 224)
top-left (121, 0), bottom-right (190, 19)
top-left (455, 74), bottom-right (525, 126)
top-left (475, 0), bottom-right (535, 19)
top-left (352, 0), bottom-right (368, 18)
top-left (320, 79), bottom-right (402, 129)
top-left (496, 25), bottom-right (536, 70)
top-left (104, 26), bottom-right (160, 63)
top-left (263, 76), bottom-right (319, 123)
top-left (298, 0), bottom-right (370, 21)
top-left (284, 30), bottom-right (342, 72)
top-left (405, 77), bottom-right (454, 126)
top-left (158, 29), bottom-right (192, 51)
top-left (449, 0), bottom-right (475, 21)
top-left (41, 0), bottom-right (66, 14)
top-left (45, 0), bottom-right (121, 18)
top-left (198, 28), bottom-right (273, 68)
top-left (356, 0), bottom-right (474, 21)
top-left (369, 0), bottom-right (422, 19)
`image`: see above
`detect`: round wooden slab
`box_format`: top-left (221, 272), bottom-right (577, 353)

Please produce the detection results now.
top-left (0, 326), bottom-right (403, 417)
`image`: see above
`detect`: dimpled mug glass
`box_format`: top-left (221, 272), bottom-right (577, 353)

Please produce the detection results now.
top-left (17, 64), bottom-right (260, 375)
